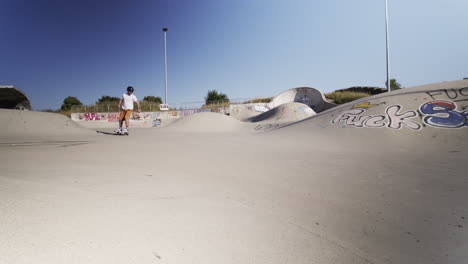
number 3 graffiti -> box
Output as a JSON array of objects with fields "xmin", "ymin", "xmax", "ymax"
[{"xmin": 420, "ymin": 100, "xmax": 468, "ymax": 128}]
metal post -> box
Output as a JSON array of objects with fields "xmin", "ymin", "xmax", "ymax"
[
  {"xmin": 385, "ymin": 0, "xmax": 391, "ymax": 92},
  {"xmin": 163, "ymin": 28, "xmax": 168, "ymax": 104}
]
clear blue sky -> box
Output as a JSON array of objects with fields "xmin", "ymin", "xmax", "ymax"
[{"xmin": 1, "ymin": 0, "xmax": 467, "ymax": 110}]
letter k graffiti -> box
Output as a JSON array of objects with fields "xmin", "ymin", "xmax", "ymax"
[{"xmin": 386, "ymin": 105, "xmax": 421, "ymax": 130}]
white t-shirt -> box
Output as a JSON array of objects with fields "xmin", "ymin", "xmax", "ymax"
[{"xmin": 121, "ymin": 93, "xmax": 138, "ymax": 110}]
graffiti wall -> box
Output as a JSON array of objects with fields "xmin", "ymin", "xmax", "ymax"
[
  {"xmin": 71, "ymin": 109, "xmax": 206, "ymax": 128},
  {"xmin": 331, "ymin": 87, "xmax": 468, "ymax": 130}
]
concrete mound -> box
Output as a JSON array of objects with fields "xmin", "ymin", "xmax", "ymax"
[
  {"xmin": 162, "ymin": 112, "xmax": 246, "ymax": 133},
  {"xmin": 0, "ymin": 109, "xmax": 92, "ymax": 141},
  {"xmin": 270, "ymin": 87, "xmax": 336, "ymax": 113},
  {"xmin": 230, "ymin": 106, "xmax": 263, "ymax": 121},
  {"xmin": 271, "ymin": 79, "xmax": 468, "ymax": 142},
  {"xmin": 1, "ymin": 80, "xmax": 467, "ymax": 264},
  {"xmin": 246, "ymin": 102, "xmax": 316, "ymax": 123}
]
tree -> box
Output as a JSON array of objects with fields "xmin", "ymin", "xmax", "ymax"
[
  {"xmin": 385, "ymin": 79, "xmax": 403, "ymax": 91},
  {"xmin": 96, "ymin": 95, "xmax": 120, "ymax": 104},
  {"xmin": 61, "ymin": 96, "xmax": 82, "ymax": 111},
  {"xmin": 204, "ymin": 90, "xmax": 229, "ymax": 105},
  {"xmin": 143, "ymin": 96, "xmax": 163, "ymax": 104}
]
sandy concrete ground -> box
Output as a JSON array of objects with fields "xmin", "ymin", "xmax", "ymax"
[{"xmin": 1, "ymin": 80, "xmax": 467, "ymax": 264}]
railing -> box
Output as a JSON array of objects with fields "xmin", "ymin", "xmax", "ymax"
[
  {"xmin": 70, "ymin": 97, "xmax": 273, "ymax": 115},
  {"xmin": 71, "ymin": 102, "xmax": 162, "ymax": 113},
  {"xmin": 71, "ymin": 98, "xmax": 266, "ymax": 112}
]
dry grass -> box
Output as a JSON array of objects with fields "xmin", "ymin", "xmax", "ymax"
[
  {"xmin": 201, "ymin": 102, "xmax": 230, "ymax": 109},
  {"xmin": 325, "ymin": 91, "xmax": 370, "ymax": 104},
  {"xmin": 244, "ymin": 97, "xmax": 273, "ymax": 104}
]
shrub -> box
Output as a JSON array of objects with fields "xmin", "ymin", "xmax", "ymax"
[
  {"xmin": 205, "ymin": 90, "xmax": 229, "ymax": 105},
  {"xmin": 61, "ymin": 96, "xmax": 83, "ymax": 111}
]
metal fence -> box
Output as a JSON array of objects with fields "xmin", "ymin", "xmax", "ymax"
[
  {"xmin": 71, "ymin": 102, "xmax": 162, "ymax": 113},
  {"xmin": 70, "ymin": 98, "xmax": 269, "ymax": 113}
]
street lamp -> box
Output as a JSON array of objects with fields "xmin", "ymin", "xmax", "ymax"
[
  {"xmin": 385, "ymin": 0, "xmax": 391, "ymax": 92},
  {"xmin": 163, "ymin": 27, "xmax": 168, "ymax": 104}
]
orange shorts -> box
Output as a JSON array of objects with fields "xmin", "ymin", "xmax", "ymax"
[{"xmin": 119, "ymin": 110, "xmax": 133, "ymax": 121}]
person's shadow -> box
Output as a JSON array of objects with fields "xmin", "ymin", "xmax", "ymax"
[{"xmin": 96, "ymin": 131, "xmax": 125, "ymax": 136}]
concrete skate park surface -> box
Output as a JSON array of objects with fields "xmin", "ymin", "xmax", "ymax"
[
  {"xmin": 1, "ymin": 80, "xmax": 467, "ymax": 264},
  {"xmin": 72, "ymin": 87, "xmax": 331, "ymax": 128}
]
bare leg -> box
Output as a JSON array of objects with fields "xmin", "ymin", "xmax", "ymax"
[{"xmin": 125, "ymin": 119, "xmax": 129, "ymax": 128}]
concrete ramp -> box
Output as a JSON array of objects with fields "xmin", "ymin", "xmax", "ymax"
[
  {"xmin": 253, "ymin": 80, "xmax": 467, "ymax": 263},
  {"xmin": 246, "ymin": 102, "xmax": 316, "ymax": 123},
  {"xmin": 270, "ymin": 87, "xmax": 336, "ymax": 113},
  {"xmin": 162, "ymin": 112, "xmax": 247, "ymax": 133},
  {"xmin": 0, "ymin": 80, "xmax": 466, "ymax": 264},
  {"xmin": 277, "ymin": 79, "xmax": 468, "ymax": 142},
  {"xmin": 0, "ymin": 109, "xmax": 93, "ymax": 141}
]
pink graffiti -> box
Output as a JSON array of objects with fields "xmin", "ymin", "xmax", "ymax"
[
  {"xmin": 84, "ymin": 112, "xmax": 101, "ymax": 121},
  {"xmin": 107, "ymin": 113, "xmax": 119, "ymax": 122}
]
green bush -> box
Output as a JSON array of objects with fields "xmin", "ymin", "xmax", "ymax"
[
  {"xmin": 205, "ymin": 90, "xmax": 229, "ymax": 105},
  {"xmin": 96, "ymin": 96, "xmax": 120, "ymax": 104},
  {"xmin": 143, "ymin": 96, "xmax": 163, "ymax": 104},
  {"xmin": 61, "ymin": 96, "xmax": 83, "ymax": 111}
]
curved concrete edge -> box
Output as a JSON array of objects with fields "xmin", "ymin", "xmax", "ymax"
[
  {"xmin": 246, "ymin": 102, "xmax": 316, "ymax": 123},
  {"xmin": 0, "ymin": 86, "xmax": 32, "ymax": 110},
  {"xmin": 269, "ymin": 87, "xmax": 336, "ymax": 113},
  {"xmin": 229, "ymin": 103, "xmax": 270, "ymax": 121},
  {"xmin": 263, "ymin": 79, "xmax": 468, "ymax": 140}
]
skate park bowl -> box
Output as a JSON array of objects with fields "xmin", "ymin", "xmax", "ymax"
[
  {"xmin": 0, "ymin": 80, "xmax": 467, "ymax": 264},
  {"xmin": 0, "ymin": 86, "xmax": 32, "ymax": 110},
  {"xmin": 245, "ymin": 102, "xmax": 316, "ymax": 123},
  {"xmin": 269, "ymin": 87, "xmax": 337, "ymax": 113}
]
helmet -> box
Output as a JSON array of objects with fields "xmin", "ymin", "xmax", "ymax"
[{"xmin": 127, "ymin": 86, "xmax": 134, "ymax": 92}]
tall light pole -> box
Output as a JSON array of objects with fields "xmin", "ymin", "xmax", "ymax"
[
  {"xmin": 163, "ymin": 27, "xmax": 168, "ymax": 104},
  {"xmin": 385, "ymin": 0, "xmax": 391, "ymax": 92}
]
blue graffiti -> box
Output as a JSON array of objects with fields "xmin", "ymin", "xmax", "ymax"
[{"xmin": 420, "ymin": 101, "xmax": 468, "ymax": 128}]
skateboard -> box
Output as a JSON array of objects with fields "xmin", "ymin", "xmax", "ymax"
[
  {"xmin": 115, "ymin": 131, "xmax": 129, "ymax": 136},
  {"xmin": 96, "ymin": 130, "xmax": 129, "ymax": 136},
  {"xmin": 114, "ymin": 129, "xmax": 129, "ymax": 136}
]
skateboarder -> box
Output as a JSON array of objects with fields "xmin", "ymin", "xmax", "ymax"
[{"xmin": 115, "ymin": 86, "xmax": 141, "ymax": 134}]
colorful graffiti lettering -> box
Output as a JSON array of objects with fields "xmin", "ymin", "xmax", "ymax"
[
  {"xmin": 332, "ymin": 105, "xmax": 421, "ymax": 130},
  {"xmin": 420, "ymin": 100, "xmax": 468, "ymax": 128},
  {"xmin": 84, "ymin": 112, "xmax": 101, "ymax": 121},
  {"xmin": 107, "ymin": 113, "xmax": 119, "ymax": 122},
  {"xmin": 152, "ymin": 119, "xmax": 162, "ymax": 127},
  {"xmin": 332, "ymin": 99, "xmax": 468, "ymax": 130},
  {"xmin": 183, "ymin": 110, "xmax": 199, "ymax": 117}
]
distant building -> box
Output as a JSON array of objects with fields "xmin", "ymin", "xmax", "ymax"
[
  {"xmin": 336, "ymin": 86, "xmax": 386, "ymax": 95},
  {"xmin": 0, "ymin": 86, "xmax": 32, "ymax": 110}
]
